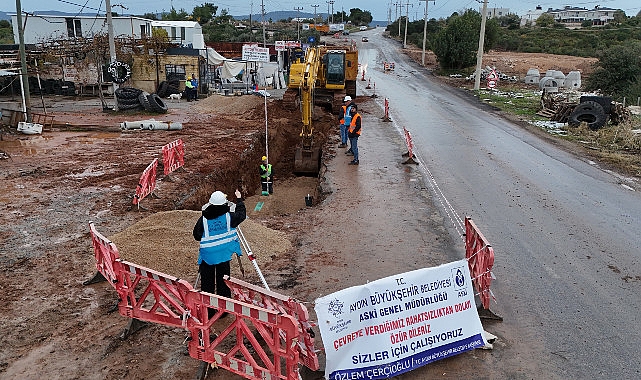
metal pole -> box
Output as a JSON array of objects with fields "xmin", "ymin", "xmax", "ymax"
[
  {"xmin": 474, "ymin": 0, "xmax": 488, "ymax": 91},
  {"xmin": 106, "ymin": 0, "xmax": 119, "ymax": 110},
  {"xmin": 15, "ymin": 0, "xmax": 31, "ymax": 122},
  {"xmin": 311, "ymin": 4, "xmax": 319, "ymax": 23},
  {"xmin": 236, "ymin": 227, "xmax": 270, "ymax": 290},
  {"xmin": 295, "ymin": 7, "xmax": 303, "ymax": 41},
  {"xmin": 261, "ymin": 0, "xmax": 266, "ymax": 47},
  {"xmin": 419, "ymin": 0, "xmax": 431, "ymax": 66},
  {"xmin": 403, "ymin": 2, "xmax": 411, "ymax": 49}
]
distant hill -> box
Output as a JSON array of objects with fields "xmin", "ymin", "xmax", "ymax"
[{"xmin": 235, "ymin": 11, "xmax": 318, "ymax": 22}]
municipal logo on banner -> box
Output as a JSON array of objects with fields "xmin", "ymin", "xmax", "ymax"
[{"xmin": 315, "ymin": 259, "xmax": 487, "ymax": 380}]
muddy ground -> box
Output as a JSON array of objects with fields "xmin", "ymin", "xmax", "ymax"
[{"xmin": 0, "ymin": 50, "xmax": 605, "ymax": 380}]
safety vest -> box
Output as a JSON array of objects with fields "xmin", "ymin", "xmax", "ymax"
[
  {"xmin": 185, "ymin": 80, "xmax": 194, "ymax": 89},
  {"xmin": 341, "ymin": 104, "xmax": 353, "ymax": 125},
  {"xmin": 260, "ymin": 163, "xmax": 272, "ymax": 178},
  {"xmin": 198, "ymin": 214, "xmax": 240, "ymax": 265},
  {"xmin": 348, "ymin": 113, "xmax": 362, "ymax": 135}
]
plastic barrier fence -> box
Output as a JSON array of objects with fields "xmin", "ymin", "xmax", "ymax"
[
  {"xmin": 382, "ymin": 98, "xmax": 391, "ymax": 122},
  {"xmin": 402, "ymin": 127, "xmax": 418, "ymax": 165},
  {"xmin": 465, "ymin": 217, "xmax": 495, "ymax": 310},
  {"xmin": 225, "ymin": 276, "xmax": 320, "ymax": 371},
  {"xmin": 88, "ymin": 222, "xmax": 309, "ymax": 380},
  {"xmin": 161, "ymin": 139, "xmax": 185, "ymax": 175},
  {"xmin": 133, "ymin": 158, "xmax": 158, "ymax": 205}
]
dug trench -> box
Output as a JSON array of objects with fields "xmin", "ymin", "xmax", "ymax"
[{"xmin": 0, "ymin": 92, "xmax": 361, "ymax": 379}]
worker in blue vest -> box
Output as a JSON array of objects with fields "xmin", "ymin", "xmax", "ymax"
[
  {"xmin": 193, "ymin": 189, "xmax": 246, "ymax": 317},
  {"xmin": 259, "ymin": 156, "xmax": 273, "ymax": 195}
]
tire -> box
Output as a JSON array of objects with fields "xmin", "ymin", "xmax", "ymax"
[
  {"xmin": 580, "ymin": 95, "xmax": 612, "ymax": 115},
  {"xmin": 139, "ymin": 92, "xmax": 152, "ymax": 111},
  {"xmin": 117, "ymin": 101, "xmax": 143, "ymax": 110},
  {"xmin": 568, "ymin": 101, "xmax": 607, "ymax": 130},
  {"xmin": 156, "ymin": 81, "xmax": 169, "ymax": 97},
  {"xmin": 147, "ymin": 93, "xmax": 168, "ymax": 113},
  {"xmin": 107, "ymin": 61, "xmax": 131, "ymax": 84},
  {"xmin": 115, "ymin": 87, "xmax": 142, "ymax": 100},
  {"xmin": 166, "ymin": 85, "xmax": 180, "ymax": 95}
]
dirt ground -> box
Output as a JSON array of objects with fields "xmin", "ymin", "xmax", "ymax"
[{"xmin": 0, "ymin": 49, "xmax": 603, "ymax": 380}]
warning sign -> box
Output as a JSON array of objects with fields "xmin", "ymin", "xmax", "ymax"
[{"xmin": 242, "ymin": 44, "xmax": 270, "ymax": 62}]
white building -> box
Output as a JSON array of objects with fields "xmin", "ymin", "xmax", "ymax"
[
  {"xmin": 520, "ymin": 5, "xmax": 545, "ymax": 26},
  {"xmin": 481, "ymin": 7, "xmax": 510, "ymax": 19},
  {"xmin": 150, "ymin": 20, "xmax": 204, "ymax": 49},
  {"xmin": 11, "ymin": 14, "xmax": 152, "ymax": 44}
]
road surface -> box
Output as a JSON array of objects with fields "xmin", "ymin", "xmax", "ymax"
[{"xmin": 356, "ymin": 27, "xmax": 641, "ymax": 378}]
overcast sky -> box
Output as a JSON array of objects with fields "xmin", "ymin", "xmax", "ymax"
[{"xmin": 5, "ymin": 0, "xmax": 641, "ymax": 21}]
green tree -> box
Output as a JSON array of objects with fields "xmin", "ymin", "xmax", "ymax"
[
  {"xmin": 584, "ymin": 40, "xmax": 641, "ymax": 101},
  {"xmin": 496, "ymin": 14, "xmax": 520, "ymax": 29},
  {"xmin": 192, "ymin": 3, "xmax": 218, "ymax": 25},
  {"xmin": 162, "ymin": 7, "xmax": 190, "ymax": 21},
  {"xmin": 536, "ymin": 13, "xmax": 555, "ymax": 27},
  {"xmin": 432, "ymin": 10, "xmax": 498, "ymax": 70},
  {"xmin": 348, "ymin": 8, "xmax": 372, "ymax": 26},
  {"xmin": 142, "ymin": 12, "xmax": 158, "ymax": 20},
  {"xmin": 0, "ymin": 20, "xmax": 13, "ymax": 44},
  {"xmin": 612, "ymin": 10, "xmax": 627, "ymax": 25}
]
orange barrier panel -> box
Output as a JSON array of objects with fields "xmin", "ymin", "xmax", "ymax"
[
  {"xmin": 133, "ymin": 158, "xmax": 158, "ymax": 206},
  {"xmin": 89, "ymin": 222, "xmax": 122, "ymax": 287},
  {"xmin": 465, "ymin": 217, "xmax": 495, "ymax": 310},
  {"xmin": 186, "ymin": 291, "xmax": 301, "ymax": 380},
  {"xmin": 225, "ymin": 276, "xmax": 320, "ymax": 371},
  {"xmin": 402, "ymin": 127, "xmax": 418, "ymax": 165},
  {"xmin": 382, "ymin": 98, "xmax": 392, "ymax": 122},
  {"xmin": 161, "ymin": 139, "xmax": 185, "ymax": 176}
]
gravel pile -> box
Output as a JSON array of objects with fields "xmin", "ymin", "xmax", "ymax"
[{"xmin": 109, "ymin": 210, "xmax": 292, "ymax": 284}]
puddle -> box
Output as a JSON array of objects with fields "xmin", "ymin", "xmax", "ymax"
[{"xmin": 0, "ymin": 131, "xmax": 120, "ymax": 156}]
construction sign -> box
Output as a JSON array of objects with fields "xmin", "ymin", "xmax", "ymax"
[
  {"xmin": 242, "ymin": 44, "xmax": 270, "ymax": 62},
  {"xmin": 314, "ymin": 260, "xmax": 487, "ymax": 380}
]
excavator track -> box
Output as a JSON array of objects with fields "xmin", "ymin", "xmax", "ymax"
[{"xmin": 282, "ymin": 88, "xmax": 300, "ymax": 111}]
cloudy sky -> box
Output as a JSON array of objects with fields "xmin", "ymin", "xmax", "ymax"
[{"xmin": 5, "ymin": 0, "xmax": 641, "ymax": 21}]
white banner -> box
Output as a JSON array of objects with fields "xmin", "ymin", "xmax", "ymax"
[
  {"xmin": 242, "ymin": 44, "xmax": 270, "ymax": 62},
  {"xmin": 315, "ymin": 260, "xmax": 486, "ymax": 380}
]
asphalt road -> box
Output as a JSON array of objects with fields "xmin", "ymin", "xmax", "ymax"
[{"xmin": 356, "ymin": 27, "xmax": 641, "ymax": 378}]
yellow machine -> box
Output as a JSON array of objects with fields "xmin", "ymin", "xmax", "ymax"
[{"xmin": 285, "ymin": 44, "xmax": 358, "ymax": 175}]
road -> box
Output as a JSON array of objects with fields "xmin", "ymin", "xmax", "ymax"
[{"xmin": 356, "ymin": 28, "xmax": 641, "ymax": 378}]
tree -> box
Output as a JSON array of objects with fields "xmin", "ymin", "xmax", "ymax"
[
  {"xmin": 497, "ymin": 14, "xmax": 520, "ymax": 30},
  {"xmin": 192, "ymin": 3, "xmax": 218, "ymax": 25},
  {"xmin": 142, "ymin": 12, "xmax": 158, "ymax": 20},
  {"xmin": 612, "ymin": 10, "xmax": 627, "ymax": 25},
  {"xmin": 536, "ymin": 13, "xmax": 555, "ymax": 27},
  {"xmin": 584, "ymin": 40, "xmax": 641, "ymax": 101},
  {"xmin": 432, "ymin": 10, "xmax": 498, "ymax": 70},
  {"xmin": 348, "ymin": 8, "xmax": 372, "ymax": 26},
  {"xmin": 162, "ymin": 7, "xmax": 190, "ymax": 21}
]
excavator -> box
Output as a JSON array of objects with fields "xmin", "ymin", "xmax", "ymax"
[{"xmin": 284, "ymin": 43, "xmax": 358, "ymax": 175}]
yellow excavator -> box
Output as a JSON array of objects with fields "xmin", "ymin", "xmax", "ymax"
[{"xmin": 285, "ymin": 44, "xmax": 358, "ymax": 175}]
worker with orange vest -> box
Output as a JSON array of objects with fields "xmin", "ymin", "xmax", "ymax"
[
  {"xmin": 347, "ymin": 104, "xmax": 362, "ymax": 165},
  {"xmin": 338, "ymin": 96, "xmax": 355, "ymax": 149}
]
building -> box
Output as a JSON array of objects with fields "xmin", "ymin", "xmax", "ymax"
[
  {"xmin": 10, "ymin": 14, "xmax": 152, "ymax": 45},
  {"xmin": 520, "ymin": 5, "xmax": 545, "ymax": 26},
  {"xmin": 480, "ymin": 7, "xmax": 510, "ymax": 19},
  {"xmin": 519, "ymin": 5, "xmax": 619, "ymax": 28}
]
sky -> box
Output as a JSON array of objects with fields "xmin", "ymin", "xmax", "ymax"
[{"xmin": 4, "ymin": 0, "xmax": 641, "ymax": 21}]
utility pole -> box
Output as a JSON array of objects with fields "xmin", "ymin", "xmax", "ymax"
[
  {"xmin": 419, "ymin": 0, "xmax": 432, "ymax": 66},
  {"xmin": 474, "ymin": 0, "xmax": 488, "ymax": 91},
  {"xmin": 311, "ymin": 4, "xmax": 319, "ymax": 23},
  {"xmin": 329, "ymin": 0, "xmax": 334, "ymax": 24},
  {"xmin": 326, "ymin": 1, "xmax": 330, "ymax": 23},
  {"xmin": 261, "ymin": 0, "xmax": 266, "ymax": 47},
  {"xmin": 294, "ymin": 7, "xmax": 303, "ymax": 41},
  {"xmin": 395, "ymin": 3, "xmax": 401, "ymax": 38},
  {"xmin": 403, "ymin": 2, "xmax": 412, "ymax": 48},
  {"xmin": 15, "ymin": 0, "xmax": 31, "ymax": 122},
  {"xmin": 249, "ymin": 2, "xmax": 253, "ymax": 42},
  {"xmin": 106, "ymin": 0, "xmax": 118, "ymax": 110}
]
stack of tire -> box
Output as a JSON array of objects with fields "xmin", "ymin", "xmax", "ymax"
[
  {"xmin": 155, "ymin": 79, "xmax": 182, "ymax": 98},
  {"xmin": 115, "ymin": 87, "xmax": 168, "ymax": 114},
  {"xmin": 568, "ymin": 96, "xmax": 611, "ymax": 130}
]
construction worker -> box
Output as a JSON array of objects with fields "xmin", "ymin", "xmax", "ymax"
[
  {"xmin": 185, "ymin": 75, "xmax": 194, "ymax": 101},
  {"xmin": 259, "ymin": 156, "xmax": 273, "ymax": 195},
  {"xmin": 339, "ymin": 95, "xmax": 354, "ymax": 149},
  {"xmin": 347, "ymin": 104, "xmax": 362, "ymax": 165},
  {"xmin": 193, "ymin": 189, "xmax": 246, "ymax": 318},
  {"xmin": 190, "ymin": 74, "xmax": 199, "ymax": 101}
]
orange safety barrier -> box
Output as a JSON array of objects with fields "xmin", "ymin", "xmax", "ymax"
[
  {"xmin": 382, "ymin": 98, "xmax": 392, "ymax": 122},
  {"xmin": 465, "ymin": 217, "xmax": 495, "ymax": 310},
  {"xmin": 133, "ymin": 158, "xmax": 158, "ymax": 206},
  {"xmin": 402, "ymin": 126, "xmax": 418, "ymax": 165},
  {"xmin": 88, "ymin": 222, "xmax": 308, "ymax": 380},
  {"xmin": 161, "ymin": 139, "xmax": 185, "ymax": 176},
  {"xmin": 225, "ymin": 276, "xmax": 320, "ymax": 371},
  {"xmin": 186, "ymin": 291, "xmax": 301, "ymax": 380}
]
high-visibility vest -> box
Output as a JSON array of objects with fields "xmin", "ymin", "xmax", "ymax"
[
  {"xmin": 198, "ymin": 214, "xmax": 240, "ymax": 265},
  {"xmin": 348, "ymin": 113, "xmax": 362, "ymax": 135},
  {"xmin": 341, "ymin": 104, "xmax": 353, "ymax": 125},
  {"xmin": 260, "ymin": 163, "xmax": 272, "ymax": 179}
]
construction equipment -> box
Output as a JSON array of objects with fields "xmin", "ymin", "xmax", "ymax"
[{"xmin": 285, "ymin": 44, "xmax": 358, "ymax": 175}]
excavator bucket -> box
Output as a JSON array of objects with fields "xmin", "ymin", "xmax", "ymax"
[{"xmin": 294, "ymin": 147, "xmax": 321, "ymax": 175}]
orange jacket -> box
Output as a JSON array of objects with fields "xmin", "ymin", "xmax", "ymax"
[{"xmin": 348, "ymin": 113, "xmax": 362, "ymax": 136}]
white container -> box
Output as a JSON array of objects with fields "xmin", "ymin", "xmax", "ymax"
[{"xmin": 17, "ymin": 122, "xmax": 43, "ymax": 135}]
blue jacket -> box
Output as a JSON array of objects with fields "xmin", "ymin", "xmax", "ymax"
[{"xmin": 193, "ymin": 199, "xmax": 246, "ymax": 265}]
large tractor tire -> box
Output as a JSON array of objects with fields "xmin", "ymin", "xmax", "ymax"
[{"xmin": 568, "ymin": 101, "xmax": 607, "ymax": 130}]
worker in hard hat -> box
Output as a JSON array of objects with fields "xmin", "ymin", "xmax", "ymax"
[
  {"xmin": 347, "ymin": 104, "xmax": 362, "ymax": 165},
  {"xmin": 185, "ymin": 75, "xmax": 195, "ymax": 101},
  {"xmin": 259, "ymin": 156, "xmax": 273, "ymax": 195},
  {"xmin": 193, "ymin": 189, "xmax": 246, "ymax": 317},
  {"xmin": 339, "ymin": 95, "xmax": 355, "ymax": 151}
]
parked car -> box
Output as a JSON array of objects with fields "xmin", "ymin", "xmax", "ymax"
[
  {"xmin": 359, "ymin": 26, "xmax": 367, "ymax": 31},
  {"xmin": 362, "ymin": 37, "xmax": 368, "ymax": 42}
]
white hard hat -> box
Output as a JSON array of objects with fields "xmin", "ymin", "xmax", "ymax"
[
  {"xmin": 343, "ymin": 96, "xmax": 352, "ymax": 102},
  {"xmin": 208, "ymin": 191, "xmax": 227, "ymax": 205}
]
